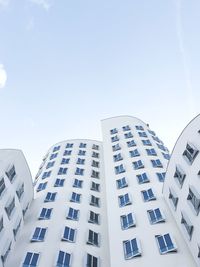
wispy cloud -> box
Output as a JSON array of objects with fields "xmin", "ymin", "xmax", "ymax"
[
  {"xmin": 29, "ymin": 0, "xmax": 53, "ymax": 11},
  {"xmin": 176, "ymin": 0, "xmax": 196, "ymax": 116},
  {"xmin": 26, "ymin": 17, "xmax": 35, "ymax": 31},
  {"xmin": 0, "ymin": 64, "xmax": 7, "ymax": 89},
  {"xmin": 0, "ymin": 0, "xmax": 10, "ymax": 8}
]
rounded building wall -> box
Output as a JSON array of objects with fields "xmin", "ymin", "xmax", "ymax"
[
  {"xmin": 7, "ymin": 140, "xmax": 110, "ymax": 267},
  {"xmin": 163, "ymin": 114, "xmax": 200, "ymax": 267}
]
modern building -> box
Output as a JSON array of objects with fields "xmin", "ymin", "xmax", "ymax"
[
  {"xmin": 0, "ymin": 115, "xmax": 199, "ymax": 267},
  {"xmin": 163, "ymin": 114, "xmax": 200, "ymax": 267},
  {"xmin": 0, "ymin": 149, "xmax": 33, "ymax": 267}
]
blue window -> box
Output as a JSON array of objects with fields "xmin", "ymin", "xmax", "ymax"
[
  {"xmin": 129, "ymin": 149, "xmax": 140, "ymax": 158},
  {"xmin": 66, "ymin": 143, "xmax": 73, "ymax": 148},
  {"xmin": 75, "ymin": 168, "xmax": 84, "ymax": 176},
  {"xmin": 46, "ymin": 161, "xmax": 55, "ymax": 169},
  {"xmin": 162, "ymin": 153, "xmax": 170, "ymax": 160},
  {"xmin": 37, "ymin": 182, "xmax": 47, "ymax": 192},
  {"xmin": 116, "ymin": 177, "xmax": 128, "ymax": 189},
  {"xmin": 90, "ymin": 195, "xmax": 100, "ymax": 207},
  {"xmin": 113, "ymin": 153, "xmax": 123, "ymax": 162},
  {"xmin": 5, "ymin": 197, "xmax": 15, "ymax": 219},
  {"xmin": 133, "ymin": 160, "xmax": 144, "ymax": 170},
  {"xmin": 121, "ymin": 213, "xmax": 135, "ymax": 230},
  {"xmin": 67, "ymin": 207, "xmax": 79, "ymax": 220},
  {"xmin": 174, "ymin": 166, "xmax": 185, "ymax": 187},
  {"xmin": 110, "ymin": 128, "xmax": 118, "ymax": 134},
  {"xmin": 123, "ymin": 238, "xmax": 141, "ymax": 259},
  {"xmin": 183, "ymin": 143, "xmax": 199, "ymax": 164},
  {"xmin": 91, "ymin": 170, "xmax": 99, "ymax": 179},
  {"xmin": 119, "ymin": 193, "xmax": 131, "ymax": 207},
  {"xmin": 146, "ymin": 148, "xmax": 157, "ymax": 156},
  {"xmin": 88, "ymin": 211, "xmax": 100, "ymax": 224},
  {"xmin": 156, "ymin": 172, "xmax": 166, "ymax": 182},
  {"xmin": 135, "ymin": 125, "xmax": 144, "ymax": 131},
  {"xmin": 54, "ymin": 178, "xmax": 65, "ymax": 187},
  {"xmin": 73, "ymin": 179, "xmax": 83, "ymax": 188},
  {"xmin": 152, "ymin": 136, "xmax": 162, "ymax": 143},
  {"xmin": 157, "ymin": 143, "xmax": 167, "ymax": 151},
  {"xmin": 148, "ymin": 129, "xmax": 156, "ymax": 135},
  {"xmin": 115, "ymin": 164, "xmax": 125, "ymax": 174},
  {"xmin": 5, "ymin": 164, "xmax": 16, "ymax": 183},
  {"xmin": 92, "ymin": 160, "xmax": 99, "ymax": 168},
  {"xmin": 78, "ymin": 150, "xmax": 86, "ymax": 156},
  {"xmin": 155, "ymin": 234, "xmax": 177, "ymax": 254},
  {"xmin": 124, "ymin": 132, "xmax": 133, "ymax": 139},
  {"xmin": 147, "ymin": 208, "xmax": 165, "ymax": 224},
  {"xmin": 63, "ymin": 150, "xmax": 72, "ymax": 156},
  {"xmin": 112, "ymin": 144, "xmax": 121, "ymax": 151},
  {"xmin": 79, "ymin": 142, "xmax": 87, "ymax": 148},
  {"xmin": 151, "ymin": 159, "xmax": 163, "ymax": 168},
  {"xmin": 53, "ymin": 145, "xmax": 60, "ymax": 152},
  {"xmin": 39, "ymin": 208, "xmax": 52, "ymax": 220},
  {"xmin": 31, "ymin": 227, "xmax": 47, "ymax": 242},
  {"xmin": 92, "ymin": 152, "xmax": 99, "ymax": 158},
  {"xmin": 61, "ymin": 158, "xmax": 70, "ymax": 165},
  {"xmin": 87, "ymin": 230, "xmax": 99, "ymax": 246},
  {"xmin": 187, "ymin": 186, "xmax": 200, "ymax": 214},
  {"xmin": 181, "ymin": 212, "xmax": 193, "ymax": 239},
  {"xmin": 122, "ymin": 125, "xmax": 131, "ymax": 131},
  {"xmin": 127, "ymin": 140, "xmax": 136, "ymax": 147},
  {"xmin": 44, "ymin": 192, "xmax": 57, "ymax": 202},
  {"xmin": 169, "ymin": 187, "xmax": 179, "ymax": 209},
  {"xmin": 77, "ymin": 158, "xmax": 85, "ymax": 165},
  {"xmin": 56, "ymin": 251, "xmax": 71, "ymax": 267},
  {"xmin": 58, "ymin": 168, "xmax": 67, "ymax": 175},
  {"xmin": 142, "ymin": 140, "xmax": 152, "ymax": 146},
  {"xmin": 50, "ymin": 153, "xmax": 58, "ymax": 160},
  {"xmin": 138, "ymin": 131, "xmax": 147, "ymax": 138},
  {"xmin": 137, "ymin": 173, "xmax": 149, "ymax": 184},
  {"xmin": 42, "ymin": 171, "xmax": 51, "ymax": 179},
  {"xmin": 62, "ymin": 226, "xmax": 76, "ymax": 242},
  {"xmin": 92, "ymin": 144, "xmax": 99, "ymax": 150},
  {"xmin": 22, "ymin": 252, "xmax": 40, "ymax": 267},
  {"xmin": 91, "ymin": 182, "xmax": 100, "ymax": 192},
  {"xmin": 111, "ymin": 135, "xmax": 119, "ymax": 143},
  {"xmin": 70, "ymin": 192, "xmax": 81, "ymax": 203},
  {"xmin": 86, "ymin": 253, "xmax": 99, "ymax": 267},
  {"xmin": 141, "ymin": 188, "xmax": 156, "ymax": 201}
]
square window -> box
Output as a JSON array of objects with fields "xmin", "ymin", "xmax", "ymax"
[
  {"xmin": 67, "ymin": 207, "xmax": 79, "ymax": 221},
  {"xmin": 39, "ymin": 208, "xmax": 52, "ymax": 220},
  {"xmin": 56, "ymin": 251, "xmax": 71, "ymax": 267},
  {"xmin": 156, "ymin": 172, "xmax": 166, "ymax": 182},
  {"xmin": 151, "ymin": 159, "xmax": 163, "ymax": 168},
  {"xmin": 181, "ymin": 211, "xmax": 193, "ymax": 239},
  {"xmin": 54, "ymin": 178, "xmax": 65, "ymax": 187},
  {"xmin": 121, "ymin": 213, "xmax": 135, "ymax": 230},
  {"xmin": 115, "ymin": 164, "xmax": 126, "ymax": 174},
  {"xmin": 37, "ymin": 182, "xmax": 47, "ymax": 192},
  {"xmin": 169, "ymin": 188, "xmax": 178, "ymax": 210},
  {"xmin": 187, "ymin": 186, "xmax": 200, "ymax": 215},
  {"xmin": 31, "ymin": 227, "xmax": 47, "ymax": 242},
  {"xmin": 87, "ymin": 230, "xmax": 99, "ymax": 246},
  {"xmin": 174, "ymin": 165, "xmax": 186, "ymax": 188},
  {"xmin": 147, "ymin": 208, "xmax": 165, "ymax": 224},
  {"xmin": 141, "ymin": 188, "xmax": 156, "ymax": 201},
  {"xmin": 62, "ymin": 226, "xmax": 76, "ymax": 242},
  {"xmin": 155, "ymin": 234, "xmax": 177, "ymax": 254},
  {"xmin": 44, "ymin": 192, "xmax": 57, "ymax": 202},
  {"xmin": 118, "ymin": 193, "xmax": 131, "ymax": 207},
  {"xmin": 183, "ymin": 143, "xmax": 199, "ymax": 164},
  {"xmin": 127, "ymin": 140, "xmax": 136, "ymax": 147},
  {"xmin": 5, "ymin": 164, "xmax": 16, "ymax": 183},
  {"xmin": 86, "ymin": 253, "xmax": 99, "ymax": 267},
  {"xmin": 0, "ymin": 177, "xmax": 6, "ymax": 197},
  {"xmin": 70, "ymin": 192, "xmax": 81, "ymax": 203},
  {"xmin": 116, "ymin": 177, "xmax": 128, "ymax": 189},
  {"xmin": 22, "ymin": 252, "xmax": 40, "ymax": 267},
  {"xmin": 133, "ymin": 160, "xmax": 144, "ymax": 170},
  {"xmin": 123, "ymin": 238, "xmax": 141, "ymax": 259},
  {"xmin": 129, "ymin": 149, "xmax": 140, "ymax": 158}
]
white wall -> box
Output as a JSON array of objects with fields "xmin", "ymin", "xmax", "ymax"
[
  {"xmin": 163, "ymin": 114, "xmax": 200, "ymax": 267},
  {"xmin": 101, "ymin": 116, "xmax": 196, "ymax": 267}
]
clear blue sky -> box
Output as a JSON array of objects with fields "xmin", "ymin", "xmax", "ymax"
[{"xmin": 0, "ymin": 0, "xmax": 200, "ymax": 177}]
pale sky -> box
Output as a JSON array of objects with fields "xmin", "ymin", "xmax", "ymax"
[{"xmin": 0, "ymin": 0, "xmax": 200, "ymax": 177}]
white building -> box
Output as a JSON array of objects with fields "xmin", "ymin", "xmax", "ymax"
[
  {"xmin": 163, "ymin": 114, "xmax": 200, "ymax": 267},
  {"xmin": 0, "ymin": 149, "xmax": 33, "ymax": 267},
  {"xmin": 0, "ymin": 115, "xmax": 199, "ymax": 267}
]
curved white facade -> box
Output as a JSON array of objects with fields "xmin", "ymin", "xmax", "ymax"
[
  {"xmin": 0, "ymin": 149, "xmax": 33, "ymax": 267},
  {"xmin": 163, "ymin": 114, "xmax": 200, "ymax": 267},
  {"xmin": 7, "ymin": 140, "xmax": 110, "ymax": 267},
  {"xmin": 102, "ymin": 116, "xmax": 195, "ymax": 267},
  {"xmin": 2, "ymin": 115, "xmax": 200, "ymax": 267}
]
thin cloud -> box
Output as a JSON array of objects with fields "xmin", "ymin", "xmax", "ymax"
[
  {"xmin": 0, "ymin": 64, "xmax": 7, "ymax": 89},
  {"xmin": 176, "ymin": 0, "xmax": 196, "ymax": 116},
  {"xmin": 26, "ymin": 17, "xmax": 35, "ymax": 31},
  {"xmin": 29, "ymin": 0, "xmax": 53, "ymax": 11},
  {"xmin": 0, "ymin": 0, "xmax": 10, "ymax": 7}
]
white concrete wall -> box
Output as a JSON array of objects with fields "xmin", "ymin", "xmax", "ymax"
[
  {"xmin": 163, "ymin": 114, "xmax": 200, "ymax": 267},
  {"xmin": 7, "ymin": 140, "xmax": 110, "ymax": 267},
  {"xmin": 101, "ymin": 116, "xmax": 196, "ymax": 267},
  {"xmin": 0, "ymin": 149, "xmax": 33, "ymax": 267}
]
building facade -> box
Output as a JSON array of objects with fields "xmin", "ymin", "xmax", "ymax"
[
  {"xmin": 0, "ymin": 115, "xmax": 199, "ymax": 267},
  {"xmin": 163, "ymin": 114, "xmax": 200, "ymax": 267},
  {"xmin": 0, "ymin": 149, "xmax": 33, "ymax": 267}
]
